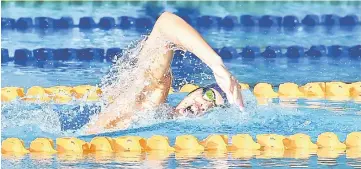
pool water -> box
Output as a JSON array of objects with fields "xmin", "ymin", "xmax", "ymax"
[
  {"xmin": 2, "ymin": 1, "xmax": 361, "ymax": 169},
  {"xmin": 2, "ymin": 91, "xmax": 361, "ymax": 168}
]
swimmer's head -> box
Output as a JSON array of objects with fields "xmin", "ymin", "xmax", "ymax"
[{"xmin": 174, "ymin": 84, "xmax": 227, "ymax": 117}]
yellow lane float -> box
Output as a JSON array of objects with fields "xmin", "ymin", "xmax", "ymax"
[
  {"xmin": 89, "ymin": 137, "xmax": 115, "ymax": 152},
  {"xmin": 1, "ymin": 87, "xmax": 25, "ymax": 102},
  {"xmin": 299, "ymin": 82, "xmax": 325, "ymax": 98},
  {"xmin": 325, "ymin": 82, "xmax": 350, "ymax": 100},
  {"xmin": 146, "ymin": 135, "xmax": 175, "ymax": 151},
  {"xmin": 350, "ymin": 82, "xmax": 361, "ymax": 100},
  {"xmin": 257, "ymin": 149, "xmax": 285, "ymax": 159},
  {"xmin": 1, "ymin": 138, "xmax": 29, "ymax": 154},
  {"xmin": 228, "ymin": 134, "xmax": 260, "ymax": 151},
  {"xmin": 29, "ymin": 138, "xmax": 57, "ymax": 153},
  {"xmin": 284, "ymin": 149, "xmax": 314, "ymax": 159},
  {"xmin": 174, "ymin": 135, "xmax": 204, "ymax": 159},
  {"xmin": 253, "ymin": 83, "xmax": 278, "ymax": 98},
  {"xmin": 23, "ymin": 86, "xmax": 51, "ymax": 102},
  {"xmin": 174, "ymin": 135, "xmax": 204, "ymax": 151},
  {"xmin": 147, "ymin": 151, "xmax": 173, "ymax": 161},
  {"xmin": 256, "ymin": 134, "xmax": 285, "ymax": 150},
  {"xmin": 179, "ymin": 84, "xmax": 199, "ymax": 93},
  {"xmin": 200, "ymin": 134, "xmax": 228, "ymax": 151},
  {"xmin": 56, "ymin": 137, "xmax": 89, "ymax": 153},
  {"xmin": 346, "ymin": 148, "xmax": 361, "ymax": 159},
  {"xmin": 175, "ymin": 150, "xmax": 203, "ymax": 159},
  {"xmin": 239, "ymin": 83, "xmax": 250, "ymax": 90},
  {"xmin": 1, "ymin": 132, "xmax": 360, "ymax": 159},
  {"xmin": 283, "ymin": 133, "xmax": 318, "ymax": 150},
  {"xmin": 3, "ymin": 81, "xmax": 361, "ymax": 103},
  {"xmin": 278, "ymin": 82, "xmax": 304, "ymax": 98},
  {"xmin": 45, "ymin": 86, "xmax": 73, "ymax": 103},
  {"xmin": 113, "ymin": 136, "xmax": 147, "ymax": 152},
  {"xmin": 204, "ymin": 150, "xmax": 228, "ymax": 159},
  {"xmin": 71, "ymin": 85, "xmax": 102, "ymax": 101},
  {"xmin": 345, "ymin": 132, "xmax": 361, "ymax": 148},
  {"xmin": 317, "ymin": 148, "xmax": 345, "ymax": 158},
  {"xmin": 168, "ymin": 87, "xmax": 175, "ymax": 94},
  {"xmin": 316, "ymin": 132, "xmax": 346, "ymax": 149},
  {"xmin": 114, "ymin": 152, "xmax": 146, "ymax": 162},
  {"xmin": 231, "ymin": 149, "xmax": 261, "ymax": 159}
]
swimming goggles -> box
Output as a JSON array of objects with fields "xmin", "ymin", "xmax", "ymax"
[
  {"xmin": 201, "ymin": 87, "xmax": 217, "ymax": 105},
  {"xmin": 187, "ymin": 87, "xmax": 217, "ymax": 105}
]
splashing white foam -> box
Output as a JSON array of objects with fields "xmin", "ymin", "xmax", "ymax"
[
  {"xmin": 1, "ymin": 101, "xmax": 62, "ymax": 140},
  {"xmin": 81, "ymin": 34, "xmax": 187, "ymax": 133}
]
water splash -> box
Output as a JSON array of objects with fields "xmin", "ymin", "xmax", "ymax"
[
  {"xmin": 81, "ymin": 34, "xmax": 187, "ymax": 134},
  {"xmin": 1, "ymin": 101, "xmax": 62, "ymax": 142}
]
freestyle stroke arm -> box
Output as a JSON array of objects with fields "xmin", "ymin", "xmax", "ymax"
[
  {"xmin": 85, "ymin": 12, "xmax": 245, "ymax": 135},
  {"xmin": 146, "ymin": 12, "xmax": 244, "ymax": 108}
]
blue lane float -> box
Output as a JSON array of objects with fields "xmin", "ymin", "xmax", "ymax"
[
  {"xmin": 305, "ymin": 45, "xmax": 327, "ymax": 58},
  {"xmin": 340, "ymin": 14, "xmax": 359, "ymax": 27},
  {"xmin": 197, "ymin": 15, "xmax": 221, "ymax": 28},
  {"xmin": 282, "ymin": 15, "xmax": 300, "ymax": 28},
  {"xmin": 99, "ymin": 17, "xmax": 116, "ymax": 30},
  {"xmin": 261, "ymin": 46, "xmax": 282, "ymax": 58},
  {"xmin": 34, "ymin": 17, "xmax": 54, "ymax": 29},
  {"xmin": 240, "ymin": 15, "xmax": 258, "ymax": 27},
  {"xmin": 328, "ymin": 45, "xmax": 346, "ymax": 57},
  {"xmin": 55, "ymin": 17, "xmax": 74, "ymax": 29},
  {"xmin": 219, "ymin": 47, "xmax": 239, "ymax": 59},
  {"xmin": 77, "ymin": 48, "xmax": 105, "ymax": 61},
  {"xmin": 286, "ymin": 46, "xmax": 305, "ymax": 58},
  {"xmin": 302, "ymin": 14, "xmax": 320, "ymax": 27},
  {"xmin": 2, "ymin": 45, "xmax": 361, "ymax": 64},
  {"xmin": 1, "ymin": 18, "xmax": 15, "ymax": 29},
  {"xmin": 220, "ymin": 15, "xmax": 238, "ymax": 29},
  {"xmin": 241, "ymin": 46, "xmax": 260, "ymax": 59},
  {"xmin": 259, "ymin": 15, "xmax": 282, "ymax": 28},
  {"xmin": 322, "ymin": 14, "xmax": 340, "ymax": 26},
  {"xmin": 349, "ymin": 45, "xmax": 361, "ymax": 58},
  {"xmin": 33, "ymin": 48, "xmax": 54, "ymax": 61},
  {"xmin": 1, "ymin": 48, "xmax": 10, "ymax": 63},
  {"xmin": 2, "ymin": 14, "xmax": 360, "ymax": 30},
  {"xmin": 79, "ymin": 17, "xmax": 96, "ymax": 29},
  {"xmin": 135, "ymin": 17, "xmax": 154, "ymax": 30},
  {"xmin": 118, "ymin": 16, "xmax": 135, "ymax": 29},
  {"xmin": 54, "ymin": 48, "xmax": 77, "ymax": 61},
  {"xmin": 15, "ymin": 17, "xmax": 33, "ymax": 30},
  {"xmin": 14, "ymin": 49, "xmax": 33, "ymax": 65}
]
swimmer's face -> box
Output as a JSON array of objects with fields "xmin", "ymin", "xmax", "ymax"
[{"xmin": 175, "ymin": 87, "xmax": 225, "ymax": 117}]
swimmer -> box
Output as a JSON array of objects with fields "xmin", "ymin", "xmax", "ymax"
[{"xmin": 86, "ymin": 12, "xmax": 244, "ymax": 134}]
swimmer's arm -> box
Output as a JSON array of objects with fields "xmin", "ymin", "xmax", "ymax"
[
  {"xmin": 145, "ymin": 12, "xmax": 244, "ymax": 108},
  {"xmin": 146, "ymin": 12, "xmax": 225, "ymax": 77},
  {"xmin": 85, "ymin": 111, "xmax": 132, "ymax": 135}
]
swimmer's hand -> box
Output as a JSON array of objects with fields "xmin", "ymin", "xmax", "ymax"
[{"xmin": 213, "ymin": 65, "xmax": 245, "ymax": 111}]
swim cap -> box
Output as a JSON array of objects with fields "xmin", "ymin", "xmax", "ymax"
[{"xmin": 204, "ymin": 83, "xmax": 228, "ymax": 104}]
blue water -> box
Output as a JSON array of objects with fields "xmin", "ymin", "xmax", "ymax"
[{"xmin": 2, "ymin": 1, "xmax": 361, "ymax": 169}]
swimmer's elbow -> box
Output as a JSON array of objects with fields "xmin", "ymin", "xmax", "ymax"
[
  {"xmin": 157, "ymin": 11, "xmax": 174, "ymax": 22},
  {"xmin": 155, "ymin": 11, "xmax": 182, "ymax": 29}
]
